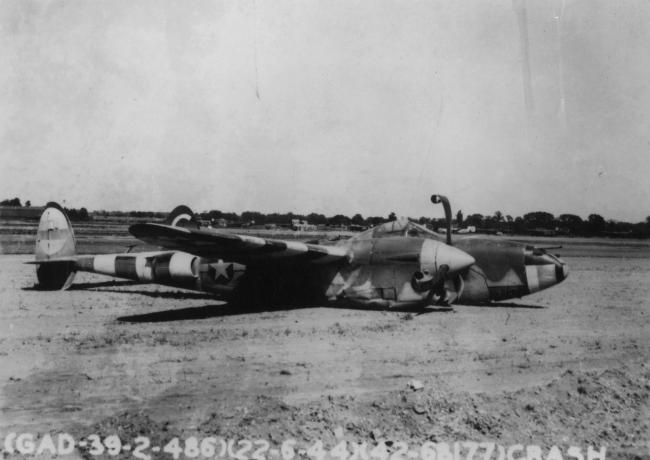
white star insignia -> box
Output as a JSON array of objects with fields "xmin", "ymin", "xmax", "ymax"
[{"xmin": 213, "ymin": 260, "xmax": 230, "ymax": 281}]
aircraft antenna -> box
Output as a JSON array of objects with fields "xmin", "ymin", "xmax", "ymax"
[{"xmin": 431, "ymin": 194, "xmax": 452, "ymax": 245}]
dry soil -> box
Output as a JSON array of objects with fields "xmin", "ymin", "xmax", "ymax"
[{"xmin": 0, "ymin": 244, "xmax": 648, "ymax": 459}]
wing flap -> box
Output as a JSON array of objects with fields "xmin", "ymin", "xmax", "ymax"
[{"xmin": 129, "ymin": 223, "xmax": 347, "ymax": 264}]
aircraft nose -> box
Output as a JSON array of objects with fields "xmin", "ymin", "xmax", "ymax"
[{"xmin": 421, "ymin": 239, "xmax": 475, "ymax": 274}]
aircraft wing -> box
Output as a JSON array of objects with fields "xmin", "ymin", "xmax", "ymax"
[{"xmin": 129, "ymin": 223, "xmax": 348, "ymax": 265}]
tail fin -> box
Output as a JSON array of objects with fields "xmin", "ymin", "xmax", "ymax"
[
  {"xmin": 32, "ymin": 202, "xmax": 77, "ymax": 289},
  {"xmin": 165, "ymin": 205, "xmax": 199, "ymax": 228}
]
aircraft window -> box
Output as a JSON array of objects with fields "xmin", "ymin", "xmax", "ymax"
[
  {"xmin": 352, "ymin": 219, "xmax": 441, "ymax": 240},
  {"xmin": 406, "ymin": 221, "xmax": 440, "ymax": 238},
  {"xmin": 377, "ymin": 220, "xmax": 408, "ymax": 236}
]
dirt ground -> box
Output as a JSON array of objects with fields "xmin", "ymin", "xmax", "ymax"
[{"xmin": 1, "ymin": 242, "xmax": 649, "ymax": 459}]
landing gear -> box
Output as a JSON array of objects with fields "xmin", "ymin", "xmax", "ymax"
[
  {"xmin": 424, "ymin": 279, "xmax": 453, "ymax": 311},
  {"xmin": 428, "ymin": 289, "xmax": 451, "ymax": 306},
  {"xmin": 411, "ymin": 264, "xmax": 467, "ymax": 311}
]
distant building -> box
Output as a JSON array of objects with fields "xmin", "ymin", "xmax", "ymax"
[
  {"xmin": 211, "ymin": 218, "xmax": 228, "ymax": 228},
  {"xmin": 456, "ymin": 226, "xmax": 476, "ymax": 234},
  {"xmin": 528, "ymin": 228, "xmax": 557, "ymax": 236},
  {"xmin": 291, "ymin": 219, "xmax": 316, "ymax": 231},
  {"xmin": 349, "ymin": 224, "xmax": 367, "ymax": 232}
]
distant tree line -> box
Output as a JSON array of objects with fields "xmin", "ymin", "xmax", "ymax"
[
  {"xmin": 3, "ymin": 197, "xmax": 650, "ymax": 237},
  {"xmin": 198, "ymin": 209, "xmax": 388, "ymax": 228},
  {"xmin": 64, "ymin": 207, "xmax": 90, "ymax": 221},
  {"xmin": 0, "ymin": 197, "xmax": 29, "ymax": 207},
  {"xmin": 93, "ymin": 210, "xmax": 167, "ymax": 219},
  {"xmin": 0, "ymin": 197, "xmax": 91, "ymax": 221},
  {"xmin": 456, "ymin": 210, "xmax": 650, "ymax": 238},
  {"xmin": 197, "ymin": 208, "xmax": 650, "ymax": 237}
]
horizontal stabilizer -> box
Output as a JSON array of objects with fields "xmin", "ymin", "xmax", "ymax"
[{"xmin": 25, "ymin": 256, "xmax": 78, "ymax": 265}]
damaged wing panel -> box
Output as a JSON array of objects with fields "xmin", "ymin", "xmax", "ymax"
[{"xmin": 129, "ymin": 223, "xmax": 348, "ymax": 265}]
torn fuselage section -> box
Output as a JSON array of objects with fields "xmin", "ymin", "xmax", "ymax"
[{"xmin": 324, "ymin": 234, "xmax": 475, "ymax": 309}]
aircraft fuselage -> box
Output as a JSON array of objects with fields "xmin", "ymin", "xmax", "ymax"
[{"xmin": 64, "ymin": 233, "xmax": 567, "ymax": 308}]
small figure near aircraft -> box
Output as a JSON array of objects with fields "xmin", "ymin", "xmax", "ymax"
[{"xmin": 29, "ymin": 195, "xmax": 568, "ymax": 309}]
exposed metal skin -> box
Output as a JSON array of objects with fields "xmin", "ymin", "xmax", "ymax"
[
  {"xmin": 323, "ymin": 234, "xmax": 475, "ymax": 308},
  {"xmin": 29, "ymin": 197, "xmax": 568, "ymax": 308}
]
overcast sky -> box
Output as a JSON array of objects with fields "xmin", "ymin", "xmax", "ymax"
[{"xmin": 1, "ymin": 0, "xmax": 649, "ymax": 221}]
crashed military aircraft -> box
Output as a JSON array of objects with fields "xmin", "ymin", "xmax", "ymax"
[{"xmin": 28, "ymin": 195, "xmax": 568, "ymax": 308}]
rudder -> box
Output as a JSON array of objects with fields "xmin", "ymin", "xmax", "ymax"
[
  {"xmin": 33, "ymin": 202, "xmax": 77, "ymax": 289},
  {"xmin": 165, "ymin": 205, "xmax": 199, "ymax": 228}
]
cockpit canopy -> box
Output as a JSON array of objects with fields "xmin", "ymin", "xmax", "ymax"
[{"xmin": 352, "ymin": 218, "xmax": 443, "ymax": 241}]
